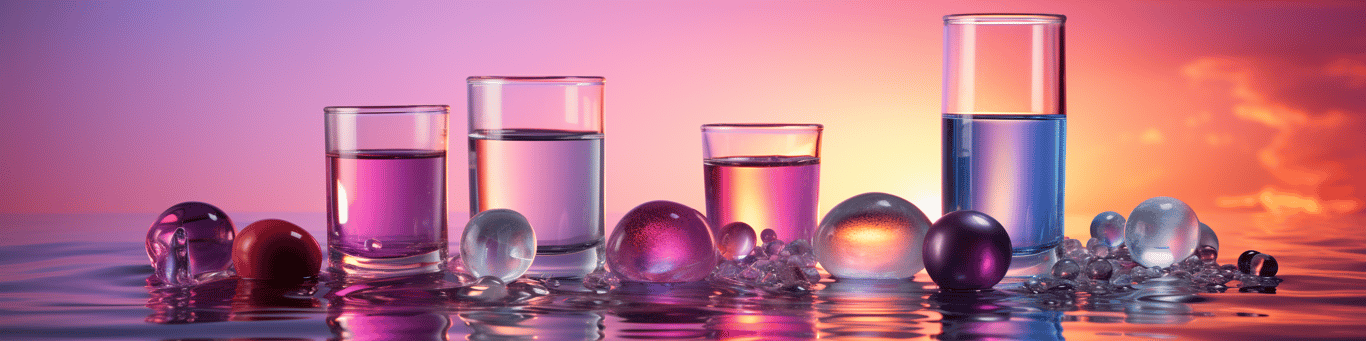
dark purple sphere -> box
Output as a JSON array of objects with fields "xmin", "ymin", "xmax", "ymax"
[
  {"xmin": 923, "ymin": 211, "xmax": 1012, "ymax": 291},
  {"xmin": 1237, "ymin": 250, "xmax": 1261, "ymax": 274}
]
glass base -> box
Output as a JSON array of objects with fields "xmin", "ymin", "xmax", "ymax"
[
  {"xmin": 1004, "ymin": 248, "xmax": 1059, "ymax": 278},
  {"xmin": 328, "ymin": 248, "xmax": 446, "ymax": 280},
  {"xmin": 525, "ymin": 240, "xmax": 604, "ymax": 280}
]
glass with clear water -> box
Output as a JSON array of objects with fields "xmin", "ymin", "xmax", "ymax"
[
  {"xmin": 941, "ymin": 14, "xmax": 1066, "ymax": 276},
  {"xmin": 468, "ymin": 76, "xmax": 605, "ymax": 279}
]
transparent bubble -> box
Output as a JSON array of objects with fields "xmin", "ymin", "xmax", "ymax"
[
  {"xmin": 764, "ymin": 240, "xmax": 786, "ymax": 257},
  {"xmin": 717, "ymin": 222, "xmax": 757, "ymax": 261},
  {"xmin": 1089, "ymin": 211, "xmax": 1126, "ymax": 247},
  {"xmin": 605, "ymin": 201, "xmax": 716, "ymax": 282},
  {"xmin": 461, "ymin": 209, "xmax": 537, "ymax": 283},
  {"xmin": 1195, "ymin": 245, "xmax": 1218, "ymax": 264},
  {"xmin": 1024, "ymin": 275, "xmax": 1049, "ymax": 293},
  {"xmin": 581, "ymin": 268, "xmax": 620, "ymax": 291},
  {"xmin": 1052, "ymin": 259, "xmax": 1081, "ymax": 280},
  {"xmin": 1124, "ymin": 197, "xmax": 1200, "ymax": 268},
  {"xmin": 145, "ymin": 202, "xmax": 235, "ymax": 286},
  {"xmin": 1197, "ymin": 222, "xmax": 1219, "ymax": 252},
  {"xmin": 1087, "ymin": 259, "xmax": 1114, "ymax": 281},
  {"xmin": 760, "ymin": 229, "xmax": 778, "ymax": 244},
  {"xmin": 813, "ymin": 193, "xmax": 931, "ymax": 279},
  {"xmin": 1087, "ymin": 238, "xmax": 1111, "ymax": 259},
  {"xmin": 457, "ymin": 276, "xmax": 508, "ymax": 301}
]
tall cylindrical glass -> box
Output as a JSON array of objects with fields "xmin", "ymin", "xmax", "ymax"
[
  {"xmin": 942, "ymin": 14, "xmax": 1066, "ymax": 276},
  {"xmin": 468, "ymin": 76, "xmax": 605, "ymax": 279},
  {"xmin": 702, "ymin": 123, "xmax": 822, "ymax": 244},
  {"xmin": 325, "ymin": 105, "xmax": 449, "ymax": 278}
]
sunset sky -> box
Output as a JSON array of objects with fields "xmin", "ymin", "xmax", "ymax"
[{"xmin": 2, "ymin": 1, "xmax": 1363, "ymax": 229}]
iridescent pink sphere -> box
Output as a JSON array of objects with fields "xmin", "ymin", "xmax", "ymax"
[{"xmin": 606, "ymin": 201, "xmax": 717, "ymax": 282}]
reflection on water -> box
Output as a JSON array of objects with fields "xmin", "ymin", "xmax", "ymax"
[{"xmin": 3, "ymin": 212, "xmax": 1366, "ymax": 339}]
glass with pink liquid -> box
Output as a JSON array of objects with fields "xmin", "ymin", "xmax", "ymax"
[
  {"xmin": 702, "ymin": 124, "xmax": 822, "ymax": 244},
  {"xmin": 468, "ymin": 76, "xmax": 605, "ymax": 279},
  {"xmin": 325, "ymin": 105, "xmax": 449, "ymax": 279}
]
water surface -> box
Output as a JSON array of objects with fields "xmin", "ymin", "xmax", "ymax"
[{"xmin": 1, "ymin": 212, "xmax": 1363, "ymax": 340}]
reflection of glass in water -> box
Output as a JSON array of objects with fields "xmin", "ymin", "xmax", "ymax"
[
  {"xmin": 470, "ymin": 129, "xmax": 604, "ymax": 279},
  {"xmin": 461, "ymin": 310, "xmax": 604, "ymax": 340},
  {"xmin": 704, "ymin": 156, "xmax": 820, "ymax": 243},
  {"xmin": 942, "ymin": 113, "xmax": 1065, "ymax": 255},
  {"xmin": 328, "ymin": 309, "xmax": 451, "ymax": 341},
  {"xmin": 817, "ymin": 279, "xmax": 932, "ymax": 338},
  {"xmin": 326, "ymin": 276, "xmax": 453, "ymax": 341},
  {"xmin": 327, "ymin": 150, "xmax": 447, "ymax": 279}
]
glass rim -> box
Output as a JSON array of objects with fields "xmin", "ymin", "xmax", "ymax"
[
  {"xmin": 944, "ymin": 13, "xmax": 1065, "ymax": 24},
  {"xmin": 467, "ymin": 76, "xmax": 605, "ymax": 85},
  {"xmin": 701, "ymin": 123, "xmax": 823, "ymax": 132},
  {"xmin": 324, "ymin": 105, "xmax": 449, "ymax": 115}
]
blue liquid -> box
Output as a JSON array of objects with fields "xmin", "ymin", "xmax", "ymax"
[{"xmin": 943, "ymin": 113, "xmax": 1065, "ymax": 255}]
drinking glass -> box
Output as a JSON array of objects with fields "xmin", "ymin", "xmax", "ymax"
[
  {"xmin": 325, "ymin": 105, "xmax": 449, "ymax": 278},
  {"xmin": 942, "ymin": 13, "xmax": 1066, "ymax": 275},
  {"xmin": 468, "ymin": 76, "xmax": 605, "ymax": 279},
  {"xmin": 702, "ymin": 123, "xmax": 822, "ymax": 244}
]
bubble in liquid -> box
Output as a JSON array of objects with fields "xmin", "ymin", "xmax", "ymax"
[
  {"xmin": 605, "ymin": 201, "xmax": 716, "ymax": 282},
  {"xmin": 813, "ymin": 192, "xmax": 932, "ymax": 279},
  {"xmin": 1052, "ymin": 259, "xmax": 1081, "ymax": 280},
  {"xmin": 461, "ymin": 209, "xmax": 537, "ymax": 283},
  {"xmin": 1090, "ymin": 211, "xmax": 1127, "ymax": 247},
  {"xmin": 923, "ymin": 211, "xmax": 1012, "ymax": 291},
  {"xmin": 1124, "ymin": 197, "xmax": 1200, "ymax": 268},
  {"xmin": 717, "ymin": 222, "xmax": 758, "ymax": 261},
  {"xmin": 145, "ymin": 202, "xmax": 236, "ymax": 286}
]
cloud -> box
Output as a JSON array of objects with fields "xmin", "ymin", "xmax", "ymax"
[{"xmin": 1185, "ymin": 54, "xmax": 1366, "ymax": 216}]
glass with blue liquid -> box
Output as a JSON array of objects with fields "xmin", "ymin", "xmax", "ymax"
[{"xmin": 942, "ymin": 14, "xmax": 1066, "ymax": 276}]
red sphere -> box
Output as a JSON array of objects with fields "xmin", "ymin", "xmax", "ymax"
[{"xmin": 232, "ymin": 219, "xmax": 322, "ymax": 280}]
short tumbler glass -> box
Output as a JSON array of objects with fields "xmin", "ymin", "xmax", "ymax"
[
  {"xmin": 702, "ymin": 123, "xmax": 822, "ymax": 245},
  {"xmin": 325, "ymin": 105, "xmax": 449, "ymax": 279}
]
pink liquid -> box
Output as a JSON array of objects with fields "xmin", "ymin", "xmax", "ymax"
[
  {"xmin": 470, "ymin": 129, "xmax": 604, "ymax": 277},
  {"xmin": 704, "ymin": 156, "xmax": 820, "ymax": 243},
  {"xmin": 327, "ymin": 150, "xmax": 447, "ymax": 259}
]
